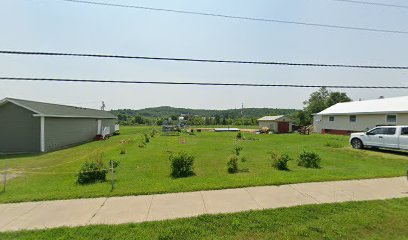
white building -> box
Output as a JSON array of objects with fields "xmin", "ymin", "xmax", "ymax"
[
  {"xmin": 258, "ymin": 115, "xmax": 293, "ymax": 133},
  {"xmin": 313, "ymin": 96, "xmax": 408, "ymax": 134}
]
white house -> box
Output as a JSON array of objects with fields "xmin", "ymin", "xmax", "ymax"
[
  {"xmin": 258, "ymin": 115, "xmax": 293, "ymax": 133},
  {"xmin": 313, "ymin": 96, "xmax": 408, "ymax": 134}
]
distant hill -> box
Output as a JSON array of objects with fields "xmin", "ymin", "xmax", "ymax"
[{"xmin": 111, "ymin": 106, "xmax": 298, "ymax": 119}]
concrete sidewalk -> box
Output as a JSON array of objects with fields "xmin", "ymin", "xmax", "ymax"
[{"xmin": 0, "ymin": 177, "xmax": 407, "ymax": 232}]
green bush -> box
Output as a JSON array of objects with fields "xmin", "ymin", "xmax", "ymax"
[
  {"xmin": 272, "ymin": 153, "xmax": 291, "ymax": 170},
  {"xmin": 119, "ymin": 145, "xmax": 126, "ymax": 154},
  {"xmin": 233, "ymin": 145, "xmax": 243, "ymax": 156},
  {"xmin": 227, "ymin": 155, "xmax": 239, "ymax": 173},
  {"xmin": 236, "ymin": 132, "xmax": 243, "ymax": 139},
  {"xmin": 150, "ymin": 129, "xmax": 158, "ymax": 138},
  {"xmin": 77, "ymin": 155, "xmax": 108, "ymax": 184},
  {"xmin": 144, "ymin": 133, "xmax": 150, "ymax": 143},
  {"xmin": 170, "ymin": 152, "xmax": 195, "ymax": 178},
  {"xmin": 240, "ymin": 156, "xmax": 247, "ymax": 162},
  {"xmin": 298, "ymin": 151, "xmax": 321, "ymax": 168}
]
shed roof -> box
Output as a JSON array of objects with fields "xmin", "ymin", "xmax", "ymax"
[
  {"xmin": 258, "ymin": 115, "xmax": 289, "ymax": 121},
  {"xmin": 0, "ymin": 98, "xmax": 116, "ymax": 119},
  {"xmin": 317, "ymin": 96, "xmax": 408, "ymax": 115}
]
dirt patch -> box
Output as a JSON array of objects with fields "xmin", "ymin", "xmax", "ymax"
[{"xmin": 0, "ymin": 173, "xmax": 19, "ymax": 182}]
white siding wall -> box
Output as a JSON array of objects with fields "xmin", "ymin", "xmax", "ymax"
[
  {"xmin": 258, "ymin": 121, "xmax": 293, "ymax": 132},
  {"xmin": 313, "ymin": 113, "xmax": 408, "ymax": 133},
  {"xmin": 313, "ymin": 115, "xmax": 323, "ymax": 133}
]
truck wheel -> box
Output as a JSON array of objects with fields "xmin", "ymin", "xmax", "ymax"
[{"xmin": 351, "ymin": 138, "xmax": 363, "ymax": 149}]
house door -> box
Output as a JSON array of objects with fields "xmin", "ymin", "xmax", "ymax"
[{"xmin": 278, "ymin": 122, "xmax": 289, "ymax": 133}]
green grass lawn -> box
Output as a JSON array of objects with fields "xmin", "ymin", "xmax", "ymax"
[
  {"xmin": 0, "ymin": 126, "xmax": 407, "ymax": 203},
  {"xmin": 1, "ymin": 198, "xmax": 407, "ymax": 239}
]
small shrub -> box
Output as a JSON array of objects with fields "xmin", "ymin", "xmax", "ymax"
[
  {"xmin": 150, "ymin": 129, "xmax": 158, "ymax": 138},
  {"xmin": 298, "ymin": 151, "xmax": 321, "ymax": 168},
  {"xmin": 272, "ymin": 153, "xmax": 291, "ymax": 170},
  {"xmin": 119, "ymin": 145, "xmax": 126, "ymax": 154},
  {"xmin": 77, "ymin": 155, "xmax": 108, "ymax": 184},
  {"xmin": 227, "ymin": 155, "xmax": 239, "ymax": 173},
  {"xmin": 144, "ymin": 133, "xmax": 150, "ymax": 143},
  {"xmin": 236, "ymin": 132, "xmax": 243, "ymax": 139},
  {"xmin": 170, "ymin": 152, "xmax": 195, "ymax": 178},
  {"xmin": 233, "ymin": 145, "xmax": 243, "ymax": 156},
  {"xmin": 240, "ymin": 156, "xmax": 247, "ymax": 162}
]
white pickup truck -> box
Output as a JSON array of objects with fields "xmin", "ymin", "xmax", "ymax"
[{"xmin": 349, "ymin": 126, "xmax": 408, "ymax": 150}]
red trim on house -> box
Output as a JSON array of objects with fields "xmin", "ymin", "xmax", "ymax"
[{"xmin": 321, "ymin": 129, "xmax": 355, "ymax": 135}]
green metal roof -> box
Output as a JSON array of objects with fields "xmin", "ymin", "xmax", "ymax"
[{"xmin": 1, "ymin": 98, "xmax": 117, "ymax": 119}]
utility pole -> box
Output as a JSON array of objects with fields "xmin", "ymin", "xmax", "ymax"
[{"xmin": 241, "ymin": 102, "xmax": 244, "ymax": 126}]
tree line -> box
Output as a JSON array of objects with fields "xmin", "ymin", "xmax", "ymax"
[
  {"xmin": 111, "ymin": 107, "xmax": 297, "ymax": 126},
  {"xmin": 111, "ymin": 87, "xmax": 352, "ymax": 127}
]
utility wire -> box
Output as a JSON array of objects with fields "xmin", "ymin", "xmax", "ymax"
[
  {"xmin": 330, "ymin": 0, "xmax": 408, "ymax": 9},
  {"xmin": 1, "ymin": 77, "xmax": 408, "ymax": 89},
  {"xmin": 60, "ymin": 0, "xmax": 408, "ymax": 35},
  {"xmin": 1, "ymin": 50, "xmax": 407, "ymax": 70}
]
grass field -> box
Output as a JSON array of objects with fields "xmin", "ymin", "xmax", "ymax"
[
  {"xmin": 0, "ymin": 126, "xmax": 407, "ymax": 203},
  {"xmin": 1, "ymin": 198, "xmax": 407, "ymax": 239}
]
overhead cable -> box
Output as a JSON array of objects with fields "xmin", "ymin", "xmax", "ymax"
[
  {"xmin": 1, "ymin": 50, "xmax": 407, "ymax": 70},
  {"xmin": 60, "ymin": 0, "xmax": 408, "ymax": 35},
  {"xmin": 1, "ymin": 77, "xmax": 408, "ymax": 89}
]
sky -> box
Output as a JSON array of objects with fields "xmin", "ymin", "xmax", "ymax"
[{"xmin": 0, "ymin": 0, "xmax": 407, "ymax": 110}]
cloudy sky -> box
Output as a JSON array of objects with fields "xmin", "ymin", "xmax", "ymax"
[{"xmin": 0, "ymin": 0, "xmax": 407, "ymax": 110}]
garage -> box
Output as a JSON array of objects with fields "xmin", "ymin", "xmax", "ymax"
[{"xmin": 258, "ymin": 115, "xmax": 293, "ymax": 133}]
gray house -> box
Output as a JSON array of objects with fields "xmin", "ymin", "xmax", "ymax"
[{"xmin": 0, "ymin": 98, "xmax": 117, "ymax": 154}]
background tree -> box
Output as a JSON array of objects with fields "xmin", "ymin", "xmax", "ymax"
[
  {"xmin": 301, "ymin": 87, "xmax": 351, "ymax": 125},
  {"xmin": 326, "ymin": 92, "xmax": 352, "ymax": 107}
]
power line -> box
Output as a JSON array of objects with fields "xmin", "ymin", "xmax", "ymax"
[
  {"xmin": 60, "ymin": 0, "xmax": 408, "ymax": 35},
  {"xmin": 330, "ymin": 0, "xmax": 408, "ymax": 9},
  {"xmin": 1, "ymin": 77, "xmax": 408, "ymax": 89},
  {"xmin": 1, "ymin": 50, "xmax": 407, "ymax": 70}
]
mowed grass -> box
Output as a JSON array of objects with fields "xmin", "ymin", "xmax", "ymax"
[
  {"xmin": 1, "ymin": 198, "xmax": 408, "ymax": 239},
  {"xmin": 0, "ymin": 126, "xmax": 407, "ymax": 203}
]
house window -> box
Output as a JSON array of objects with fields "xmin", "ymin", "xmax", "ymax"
[
  {"xmin": 329, "ymin": 116, "xmax": 335, "ymax": 122},
  {"xmin": 386, "ymin": 115, "xmax": 397, "ymax": 123},
  {"xmin": 349, "ymin": 115, "xmax": 356, "ymax": 122}
]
